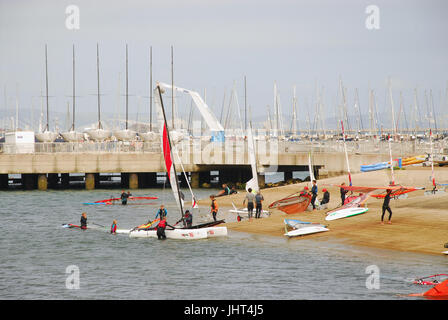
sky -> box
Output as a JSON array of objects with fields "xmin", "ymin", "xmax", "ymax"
[{"xmin": 1, "ymin": 0, "xmax": 447, "ymax": 132}]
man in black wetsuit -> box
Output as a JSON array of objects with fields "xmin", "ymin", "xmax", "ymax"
[
  {"xmin": 120, "ymin": 190, "xmax": 130, "ymax": 205},
  {"xmin": 340, "ymin": 182, "xmax": 348, "ymax": 206},
  {"xmin": 381, "ymin": 189, "xmax": 393, "ymax": 224},
  {"xmin": 80, "ymin": 212, "xmax": 88, "ymax": 230}
]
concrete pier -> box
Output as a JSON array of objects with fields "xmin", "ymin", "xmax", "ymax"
[{"xmin": 37, "ymin": 174, "xmax": 48, "ymax": 190}]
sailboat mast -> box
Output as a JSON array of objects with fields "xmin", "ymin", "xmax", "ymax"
[
  {"xmin": 171, "ymin": 45, "xmax": 174, "ymax": 130},
  {"xmin": 149, "ymin": 46, "xmax": 153, "ymax": 131},
  {"xmin": 45, "ymin": 44, "xmax": 49, "ymax": 131},
  {"xmin": 156, "ymin": 84, "xmax": 185, "ymax": 222},
  {"xmin": 72, "ymin": 44, "xmax": 75, "ymax": 131},
  {"xmin": 96, "ymin": 43, "xmax": 102, "ymax": 129},
  {"xmin": 126, "ymin": 44, "xmax": 129, "ymax": 130}
]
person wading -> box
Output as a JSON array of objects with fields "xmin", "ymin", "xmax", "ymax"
[
  {"xmin": 80, "ymin": 212, "xmax": 88, "ymax": 230},
  {"xmin": 157, "ymin": 216, "xmax": 168, "ymax": 240}
]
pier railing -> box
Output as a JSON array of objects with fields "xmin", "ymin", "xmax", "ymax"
[{"xmin": 0, "ymin": 139, "xmax": 446, "ymax": 157}]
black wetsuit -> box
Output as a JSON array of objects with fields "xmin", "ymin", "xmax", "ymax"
[
  {"xmin": 321, "ymin": 191, "xmax": 330, "ymax": 205},
  {"xmin": 311, "ymin": 185, "xmax": 318, "ymax": 209},
  {"xmin": 121, "ymin": 192, "xmax": 130, "ymax": 205},
  {"xmin": 381, "ymin": 193, "xmax": 392, "ymax": 221},
  {"xmin": 80, "ymin": 216, "xmax": 87, "ymax": 230},
  {"xmin": 255, "ymin": 194, "xmax": 264, "ymax": 219},
  {"xmin": 340, "ymin": 188, "xmax": 348, "ymax": 205}
]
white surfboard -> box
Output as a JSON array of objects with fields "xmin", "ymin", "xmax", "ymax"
[
  {"xmin": 325, "ymin": 207, "xmax": 369, "ymax": 221},
  {"xmin": 442, "ymin": 251, "xmax": 448, "ymax": 255}
]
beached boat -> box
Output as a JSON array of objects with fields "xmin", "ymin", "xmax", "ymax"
[
  {"xmin": 284, "ymin": 219, "xmax": 329, "ymax": 237},
  {"xmin": 268, "ymin": 194, "xmax": 311, "ymax": 214}
]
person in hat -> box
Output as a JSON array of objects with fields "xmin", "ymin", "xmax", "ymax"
[
  {"xmin": 300, "ymin": 186, "xmax": 309, "ymax": 197},
  {"xmin": 320, "ymin": 188, "xmax": 330, "ymax": 209}
]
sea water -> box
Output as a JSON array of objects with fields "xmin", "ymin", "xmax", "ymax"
[{"xmin": 0, "ymin": 188, "xmax": 445, "ymax": 300}]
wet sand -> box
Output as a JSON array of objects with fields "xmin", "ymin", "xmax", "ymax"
[{"xmin": 198, "ymin": 167, "xmax": 448, "ymax": 256}]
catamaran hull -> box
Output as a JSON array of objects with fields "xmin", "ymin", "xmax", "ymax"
[
  {"xmin": 129, "ymin": 228, "xmax": 208, "ymax": 239},
  {"xmin": 202, "ymin": 227, "xmax": 228, "ymax": 237},
  {"xmin": 325, "ymin": 207, "xmax": 368, "ymax": 221}
]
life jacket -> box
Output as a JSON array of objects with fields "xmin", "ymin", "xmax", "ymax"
[
  {"xmin": 158, "ymin": 220, "xmax": 167, "ymax": 228},
  {"xmin": 211, "ymin": 200, "xmax": 218, "ymax": 212}
]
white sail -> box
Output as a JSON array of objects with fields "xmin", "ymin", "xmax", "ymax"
[{"xmin": 245, "ymin": 122, "xmax": 259, "ymax": 193}]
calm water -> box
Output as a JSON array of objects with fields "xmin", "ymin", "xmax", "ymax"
[{"xmin": 0, "ymin": 188, "xmax": 446, "ymax": 300}]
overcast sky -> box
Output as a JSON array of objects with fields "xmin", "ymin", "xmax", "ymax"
[{"xmin": 1, "ymin": 0, "xmax": 447, "ymax": 131}]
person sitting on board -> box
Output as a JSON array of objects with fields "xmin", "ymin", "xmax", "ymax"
[
  {"xmin": 80, "ymin": 212, "xmax": 88, "ymax": 230},
  {"xmin": 340, "ymin": 182, "xmax": 349, "ymax": 206},
  {"xmin": 229, "ymin": 186, "xmax": 238, "ymax": 195},
  {"xmin": 311, "ymin": 180, "xmax": 318, "ymax": 210},
  {"xmin": 110, "ymin": 219, "xmax": 117, "ymax": 234},
  {"xmin": 243, "ymin": 188, "xmax": 256, "ymax": 219},
  {"xmin": 157, "ymin": 216, "xmax": 167, "ymax": 240},
  {"xmin": 210, "ymin": 195, "xmax": 219, "ymax": 221},
  {"xmin": 120, "ymin": 190, "xmax": 131, "ymax": 205},
  {"xmin": 319, "ymin": 188, "xmax": 330, "ymax": 209},
  {"xmin": 214, "ymin": 184, "xmax": 230, "ymax": 197},
  {"xmin": 155, "ymin": 205, "xmax": 168, "ymax": 220},
  {"xmin": 255, "ymin": 191, "xmax": 264, "ymax": 219},
  {"xmin": 381, "ymin": 189, "xmax": 393, "ymax": 225},
  {"xmin": 176, "ymin": 210, "xmax": 193, "ymax": 228}
]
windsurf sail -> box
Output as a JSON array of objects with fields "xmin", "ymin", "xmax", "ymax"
[
  {"xmin": 268, "ymin": 193, "xmax": 312, "ymax": 214},
  {"xmin": 245, "ymin": 121, "xmax": 259, "ymax": 193},
  {"xmin": 326, "ymin": 183, "xmax": 423, "ymax": 200},
  {"xmin": 85, "ymin": 196, "xmax": 158, "ymax": 205},
  {"xmin": 308, "ymin": 151, "xmax": 315, "ymax": 185}
]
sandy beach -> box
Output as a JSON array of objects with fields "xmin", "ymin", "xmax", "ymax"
[{"xmin": 198, "ymin": 167, "xmax": 448, "ymax": 256}]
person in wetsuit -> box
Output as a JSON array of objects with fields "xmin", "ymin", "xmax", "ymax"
[
  {"xmin": 155, "ymin": 205, "xmax": 168, "ymax": 220},
  {"xmin": 120, "ymin": 190, "xmax": 131, "ymax": 205},
  {"xmin": 311, "ymin": 180, "xmax": 318, "ymax": 210},
  {"xmin": 381, "ymin": 189, "xmax": 393, "ymax": 224},
  {"xmin": 255, "ymin": 191, "xmax": 264, "ymax": 219},
  {"xmin": 157, "ymin": 216, "xmax": 167, "ymax": 240},
  {"xmin": 320, "ymin": 188, "xmax": 330, "ymax": 208},
  {"xmin": 176, "ymin": 210, "xmax": 193, "ymax": 228},
  {"xmin": 243, "ymin": 188, "xmax": 256, "ymax": 219},
  {"xmin": 80, "ymin": 212, "xmax": 88, "ymax": 230},
  {"xmin": 340, "ymin": 182, "xmax": 349, "ymax": 206}
]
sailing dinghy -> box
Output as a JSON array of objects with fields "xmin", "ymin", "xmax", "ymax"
[{"xmin": 129, "ymin": 83, "xmax": 227, "ymax": 240}]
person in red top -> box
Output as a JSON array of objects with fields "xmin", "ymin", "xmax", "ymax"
[{"xmin": 157, "ymin": 216, "xmax": 167, "ymax": 240}]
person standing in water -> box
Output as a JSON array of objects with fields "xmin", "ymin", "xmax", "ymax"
[
  {"xmin": 381, "ymin": 189, "xmax": 393, "ymax": 224},
  {"xmin": 155, "ymin": 205, "xmax": 168, "ymax": 220},
  {"xmin": 210, "ymin": 195, "xmax": 219, "ymax": 221},
  {"xmin": 120, "ymin": 190, "xmax": 131, "ymax": 205},
  {"xmin": 157, "ymin": 216, "xmax": 167, "ymax": 240},
  {"xmin": 80, "ymin": 212, "xmax": 88, "ymax": 230}
]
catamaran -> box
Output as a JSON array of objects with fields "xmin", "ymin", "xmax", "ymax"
[{"xmin": 129, "ymin": 83, "xmax": 227, "ymax": 240}]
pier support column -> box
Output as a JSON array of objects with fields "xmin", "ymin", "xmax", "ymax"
[
  {"xmin": 129, "ymin": 173, "xmax": 138, "ymax": 189},
  {"xmin": 191, "ymin": 172, "xmax": 200, "ymax": 189},
  {"xmin": 0, "ymin": 174, "xmax": 9, "ymax": 190},
  {"xmin": 257, "ymin": 173, "xmax": 265, "ymax": 188},
  {"xmin": 37, "ymin": 174, "xmax": 48, "ymax": 191},
  {"xmin": 284, "ymin": 171, "xmax": 293, "ymax": 182},
  {"xmin": 61, "ymin": 173, "xmax": 70, "ymax": 188},
  {"xmin": 85, "ymin": 173, "xmax": 95, "ymax": 190},
  {"xmin": 199, "ymin": 171, "xmax": 211, "ymax": 187},
  {"xmin": 22, "ymin": 174, "xmax": 37, "ymax": 190}
]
